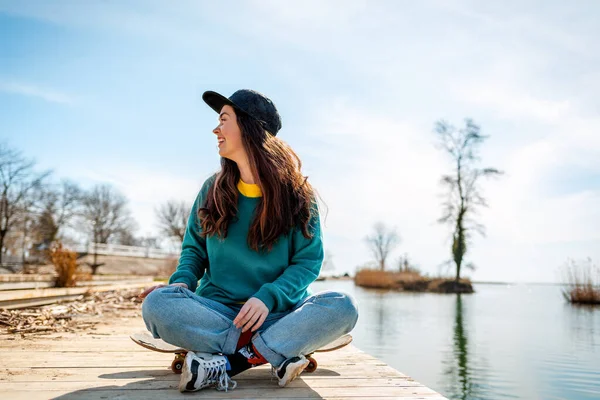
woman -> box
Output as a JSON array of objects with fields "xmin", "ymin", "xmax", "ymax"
[{"xmin": 140, "ymin": 89, "xmax": 359, "ymax": 393}]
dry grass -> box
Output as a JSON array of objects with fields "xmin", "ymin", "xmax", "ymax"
[
  {"xmin": 354, "ymin": 268, "xmax": 473, "ymax": 293},
  {"xmin": 562, "ymin": 258, "xmax": 600, "ymax": 305},
  {"xmin": 49, "ymin": 242, "xmax": 79, "ymax": 288},
  {"xmin": 354, "ymin": 269, "xmax": 422, "ymax": 289}
]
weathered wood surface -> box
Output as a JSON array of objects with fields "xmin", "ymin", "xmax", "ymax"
[
  {"xmin": 0, "ymin": 274, "xmax": 154, "ymax": 283},
  {"xmin": 0, "ymin": 283, "xmax": 154, "ymax": 309},
  {"xmin": 0, "ymin": 275, "xmax": 154, "ymax": 291},
  {"xmin": 0, "ymin": 316, "xmax": 447, "ymax": 399}
]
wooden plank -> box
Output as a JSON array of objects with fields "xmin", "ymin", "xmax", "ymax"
[
  {"xmin": 0, "ymin": 280, "xmax": 153, "ymax": 291},
  {"xmin": 0, "ymin": 364, "xmax": 408, "ymax": 381},
  {"xmin": 0, "ymin": 275, "xmax": 55, "ymax": 283},
  {"xmin": 0, "ymin": 343, "xmax": 369, "ymax": 356},
  {"xmin": 0, "ymin": 294, "xmax": 85, "ymax": 308},
  {"xmin": 0, "ymin": 283, "xmax": 151, "ymax": 309},
  {"xmin": 0, "ymin": 282, "xmax": 152, "ymax": 301},
  {"xmin": 0, "ymin": 274, "xmax": 154, "ymax": 283},
  {"xmin": 0, "ymin": 281, "xmax": 55, "ymax": 290},
  {"xmin": 0, "ymin": 377, "xmax": 423, "ymax": 390},
  {"xmin": 0, "ymin": 394, "xmax": 447, "ymax": 400},
  {"xmin": 0, "ymin": 386, "xmax": 444, "ymax": 399},
  {"xmin": 0, "ymin": 356, "xmax": 388, "ymax": 369},
  {"xmin": 0, "ymin": 344, "xmax": 384, "ymax": 363}
]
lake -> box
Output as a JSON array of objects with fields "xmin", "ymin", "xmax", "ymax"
[{"xmin": 309, "ymin": 280, "xmax": 600, "ymax": 400}]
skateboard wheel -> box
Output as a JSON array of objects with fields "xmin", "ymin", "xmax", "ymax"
[
  {"xmin": 305, "ymin": 356, "xmax": 317, "ymax": 373},
  {"xmin": 171, "ymin": 359, "xmax": 184, "ymax": 374}
]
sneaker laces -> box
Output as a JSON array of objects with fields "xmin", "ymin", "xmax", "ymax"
[
  {"xmin": 201, "ymin": 359, "xmax": 237, "ymax": 392},
  {"xmin": 217, "ymin": 369, "xmax": 237, "ymax": 392}
]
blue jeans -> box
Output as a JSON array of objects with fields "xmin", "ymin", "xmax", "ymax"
[{"xmin": 142, "ymin": 285, "xmax": 359, "ymax": 367}]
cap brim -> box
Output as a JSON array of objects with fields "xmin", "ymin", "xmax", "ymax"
[{"xmin": 202, "ymin": 91, "xmax": 235, "ymax": 114}]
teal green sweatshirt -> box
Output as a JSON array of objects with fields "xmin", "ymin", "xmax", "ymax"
[{"xmin": 168, "ymin": 175, "xmax": 324, "ymax": 313}]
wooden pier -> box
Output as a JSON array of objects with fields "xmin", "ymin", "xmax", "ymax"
[{"xmin": 0, "ymin": 316, "xmax": 447, "ymax": 399}]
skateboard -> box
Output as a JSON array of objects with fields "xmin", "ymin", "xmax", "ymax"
[{"xmin": 130, "ymin": 332, "xmax": 352, "ymax": 374}]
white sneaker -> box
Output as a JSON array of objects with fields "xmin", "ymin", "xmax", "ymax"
[
  {"xmin": 274, "ymin": 355, "xmax": 310, "ymax": 387},
  {"xmin": 178, "ymin": 352, "xmax": 237, "ymax": 392}
]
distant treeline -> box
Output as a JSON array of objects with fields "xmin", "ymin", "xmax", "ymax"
[{"xmin": 0, "ymin": 142, "xmax": 189, "ymax": 265}]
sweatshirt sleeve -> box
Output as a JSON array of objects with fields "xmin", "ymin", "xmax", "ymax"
[
  {"xmin": 168, "ymin": 177, "xmax": 214, "ymax": 292},
  {"xmin": 252, "ymin": 202, "xmax": 324, "ymax": 312}
]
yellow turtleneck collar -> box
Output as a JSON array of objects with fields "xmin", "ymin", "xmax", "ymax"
[{"xmin": 237, "ymin": 179, "xmax": 262, "ymax": 198}]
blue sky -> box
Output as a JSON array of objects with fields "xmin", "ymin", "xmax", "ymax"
[{"xmin": 1, "ymin": 0, "xmax": 599, "ymax": 283}]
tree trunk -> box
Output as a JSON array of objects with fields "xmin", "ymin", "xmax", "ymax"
[
  {"xmin": 454, "ymin": 157, "xmax": 465, "ymax": 284},
  {"xmin": 92, "ymin": 241, "xmax": 98, "ymax": 275},
  {"xmin": 93, "ymin": 246, "xmax": 97, "ymax": 267},
  {"xmin": 21, "ymin": 219, "xmax": 27, "ymax": 264},
  {"xmin": 452, "ymin": 225, "xmax": 466, "ymax": 283},
  {"xmin": 0, "ymin": 232, "xmax": 4, "ymax": 264}
]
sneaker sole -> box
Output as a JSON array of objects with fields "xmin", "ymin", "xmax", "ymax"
[
  {"xmin": 278, "ymin": 358, "xmax": 310, "ymax": 388},
  {"xmin": 178, "ymin": 352, "xmax": 195, "ymax": 392}
]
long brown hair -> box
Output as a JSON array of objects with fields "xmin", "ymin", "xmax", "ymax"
[{"xmin": 199, "ymin": 110, "xmax": 320, "ymax": 252}]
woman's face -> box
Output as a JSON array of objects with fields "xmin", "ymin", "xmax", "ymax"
[{"xmin": 213, "ymin": 105, "xmax": 245, "ymax": 161}]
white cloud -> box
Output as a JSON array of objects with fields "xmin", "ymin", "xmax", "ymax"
[
  {"xmin": 480, "ymin": 135, "xmax": 600, "ymax": 245},
  {"xmin": 453, "ymin": 80, "xmax": 572, "ymax": 123},
  {"xmin": 0, "ymin": 81, "xmax": 76, "ymax": 105}
]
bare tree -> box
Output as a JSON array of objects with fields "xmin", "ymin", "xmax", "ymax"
[
  {"xmin": 139, "ymin": 236, "xmax": 160, "ymax": 249},
  {"xmin": 397, "ymin": 252, "xmax": 410, "ymax": 272},
  {"xmin": 155, "ymin": 200, "xmax": 190, "ymax": 243},
  {"xmin": 396, "ymin": 253, "xmax": 421, "ymax": 274},
  {"xmin": 17, "ymin": 184, "xmax": 45, "ymax": 264},
  {"xmin": 81, "ymin": 184, "xmax": 135, "ymax": 274},
  {"xmin": 364, "ymin": 222, "xmax": 400, "ymax": 271},
  {"xmin": 34, "ymin": 180, "xmax": 82, "ymax": 248},
  {"xmin": 435, "ymin": 119, "xmax": 502, "ymax": 282},
  {"xmin": 0, "ymin": 143, "xmax": 51, "ymax": 264},
  {"xmin": 114, "ymin": 228, "xmax": 139, "ymax": 246}
]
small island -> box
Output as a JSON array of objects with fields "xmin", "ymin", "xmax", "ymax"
[{"xmin": 354, "ymin": 268, "xmax": 474, "ymax": 294}]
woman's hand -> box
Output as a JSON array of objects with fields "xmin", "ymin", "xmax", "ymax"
[
  {"xmin": 138, "ymin": 282, "xmax": 188, "ymax": 299},
  {"xmin": 233, "ymin": 297, "xmax": 269, "ymax": 332}
]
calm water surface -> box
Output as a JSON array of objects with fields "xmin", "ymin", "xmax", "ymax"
[{"xmin": 309, "ymin": 280, "xmax": 600, "ymax": 400}]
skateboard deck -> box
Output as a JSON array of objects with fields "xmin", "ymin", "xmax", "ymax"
[
  {"xmin": 130, "ymin": 331, "xmax": 352, "ymax": 374},
  {"xmin": 130, "ymin": 332, "xmax": 186, "ymax": 353},
  {"xmin": 310, "ymin": 333, "xmax": 352, "ymax": 353}
]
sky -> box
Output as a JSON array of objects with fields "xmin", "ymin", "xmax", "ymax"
[{"xmin": 1, "ymin": 0, "xmax": 598, "ymax": 283}]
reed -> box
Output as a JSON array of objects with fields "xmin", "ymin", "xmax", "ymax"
[
  {"xmin": 354, "ymin": 269, "xmax": 421, "ymax": 289},
  {"xmin": 354, "ymin": 268, "xmax": 473, "ymax": 293},
  {"xmin": 562, "ymin": 258, "xmax": 600, "ymax": 305},
  {"xmin": 49, "ymin": 242, "xmax": 79, "ymax": 288}
]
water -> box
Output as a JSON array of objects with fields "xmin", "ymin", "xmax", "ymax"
[{"xmin": 309, "ymin": 280, "xmax": 600, "ymax": 400}]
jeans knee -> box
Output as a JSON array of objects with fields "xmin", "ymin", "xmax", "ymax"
[
  {"xmin": 339, "ymin": 292, "xmax": 359, "ymax": 331},
  {"xmin": 315, "ymin": 291, "xmax": 359, "ymax": 332},
  {"xmin": 141, "ymin": 289, "xmax": 159, "ymax": 325},
  {"xmin": 141, "ymin": 286, "xmax": 180, "ymax": 325}
]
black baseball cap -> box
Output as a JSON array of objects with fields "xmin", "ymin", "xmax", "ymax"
[{"xmin": 202, "ymin": 89, "xmax": 282, "ymax": 136}]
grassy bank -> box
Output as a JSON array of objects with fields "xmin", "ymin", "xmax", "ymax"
[
  {"xmin": 354, "ymin": 268, "xmax": 474, "ymax": 293},
  {"xmin": 562, "ymin": 259, "xmax": 600, "ymax": 305}
]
